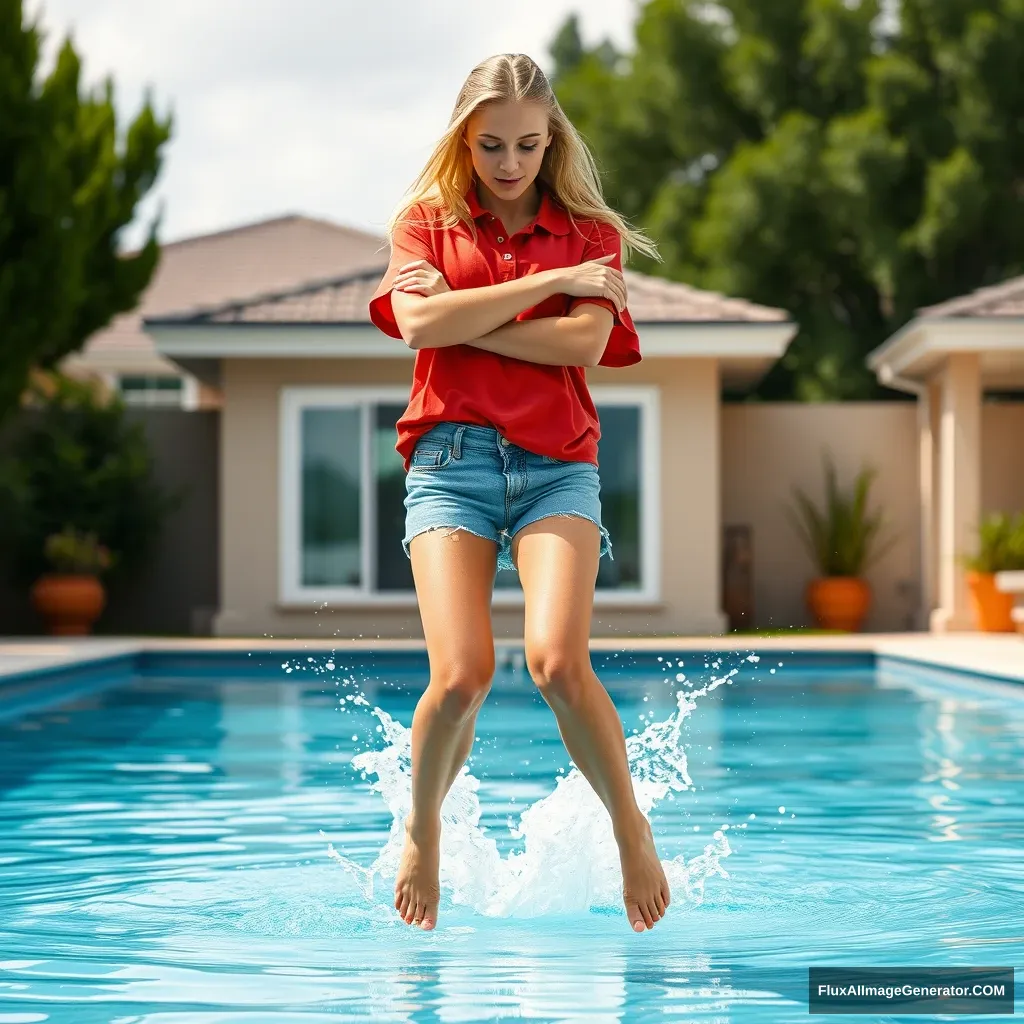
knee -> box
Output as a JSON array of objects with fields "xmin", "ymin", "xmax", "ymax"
[
  {"xmin": 432, "ymin": 659, "xmax": 494, "ymax": 719},
  {"xmin": 526, "ymin": 646, "xmax": 590, "ymax": 706}
]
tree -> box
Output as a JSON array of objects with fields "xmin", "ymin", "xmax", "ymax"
[
  {"xmin": 550, "ymin": 1, "xmax": 1024, "ymax": 399},
  {"xmin": 0, "ymin": 0, "xmax": 172, "ymax": 421}
]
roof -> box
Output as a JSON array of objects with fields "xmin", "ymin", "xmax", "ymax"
[
  {"xmin": 147, "ymin": 267, "xmax": 789, "ymax": 326},
  {"xmin": 70, "ymin": 214, "xmax": 389, "ymax": 373},
  {"xmin": 867, "ymin": 274, "xmax": 1024, "ymax": 391},
  {"xmin": 918, "ymin": 274, "xmax": 1024, "ymax": 319}
]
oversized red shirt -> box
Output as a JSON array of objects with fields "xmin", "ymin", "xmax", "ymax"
[{"xmin": 368, "ymin": 185, "xmax": 641, "ymax": 471}]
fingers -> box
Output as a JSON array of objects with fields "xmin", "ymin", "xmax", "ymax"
[
  {"xmin": 592, "ymin": 254, "xmax": 616, "ymax": 265},
  {"xmin": 397, "ymin": 259, "xmax": 434, "ymax": 271},
  {"xmin": 604, "ymin": 273, "xmax": 628, "ymax": 314}
]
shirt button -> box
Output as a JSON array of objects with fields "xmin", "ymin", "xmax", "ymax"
[
  {"xmin": 496, "ymin": 236, "xmax": 505, "ymax": 243},
  {"xmin": 503, "ymin": 253, "xmax": 512, "ymax": 260}
]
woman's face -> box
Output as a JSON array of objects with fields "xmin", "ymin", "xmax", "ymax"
[{"xmin": 464, "ymin": 101, "xmax": 552, "ymax": 200}]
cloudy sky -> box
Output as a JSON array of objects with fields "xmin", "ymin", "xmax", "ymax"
[{"xmin": 28, "ymin": 0, "xmax": 640, "ymax": 248}]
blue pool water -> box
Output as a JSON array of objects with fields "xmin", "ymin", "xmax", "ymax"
[{"xmin": 0, "ymin": 651, "xmax": 1021, "ymax": 1022}]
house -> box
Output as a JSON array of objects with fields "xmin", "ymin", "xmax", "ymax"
[
  {"xmin": 868, "ymin": 277, "xmax": 1024, "ymax": 632},
  {"xmin": 145, "ymin": 254, "xmax": 795, "ymax": 639},
  {"xmin": 63, "ymin": 215, "xmax": 388, "ymax": 407}
]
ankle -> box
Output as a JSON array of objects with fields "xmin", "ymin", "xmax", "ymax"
[
  {"xmin": 613, "ymin": 809, "xmax": 651, "ymax": 846},
  {"xmin": 404, "ymin": 812, "xmax": 441, "ymax": 841}
]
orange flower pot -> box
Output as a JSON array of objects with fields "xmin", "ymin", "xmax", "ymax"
[
  {"xmin": 30, "ymin": 574, "xmax": 106, "ymax": 636},
  {"xmin": 966, "ymin": 571, "xmax": 1015, "ymax": 632},
  {"xmin": 806, "ymin": 576, "xmax": 871, "ymax": 632}
]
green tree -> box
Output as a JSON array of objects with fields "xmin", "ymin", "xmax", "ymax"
[
  {"xmin": 0, "ymin": 0, "xmax": 172, "ymax": 421},
  {"xmin": 551, "ymin": 0, "xmax": 1024, "ymax": 399}
]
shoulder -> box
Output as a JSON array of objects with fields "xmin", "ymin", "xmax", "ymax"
[
  {"xmin": 395, "ymin": 201, "xmax": 444, "ymax": 231},
  {"xmin": 570, "ymin": 215, "xmax": 622, "ymax": 251}
]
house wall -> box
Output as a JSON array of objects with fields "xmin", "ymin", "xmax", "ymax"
[
  {"xmin": 215, "ymin": 356, "xmax": 726, "ymax": 639},
  {"xmin": 981, "ymin": 403, "xmax": 1024, "ymax": 517},
  {"xmin": 721, "ymin": 401, "xmax": 1024, "ymax": 632}
]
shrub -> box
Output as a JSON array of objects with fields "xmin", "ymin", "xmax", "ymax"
[
  {"xmin": 964, "ymin": 512, "xmax": 1024, "ymax": 573},
  {"xmin": 789, "ymin": 456, "xmax": 894, "ymax": 577},
  {"xmin": 0, "ymin": 375, "xmax": 174, "ymax": 584}
]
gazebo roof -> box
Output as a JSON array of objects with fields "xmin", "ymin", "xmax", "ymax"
[{"xmin": 868, "ymin": 276, "xmax": 1024, "ymax": 391}]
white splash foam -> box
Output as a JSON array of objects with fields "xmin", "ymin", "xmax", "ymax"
[{"xmin": 328, "ymin": 664, "xmax": 739, "ymax": 918}]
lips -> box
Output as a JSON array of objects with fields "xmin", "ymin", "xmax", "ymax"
[{"xmin": 496, "ymin": 177, "xmax": 522, "ymax": 186}]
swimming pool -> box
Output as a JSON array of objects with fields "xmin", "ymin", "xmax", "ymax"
[{"xmin": 0, "ymin": 649, "xmax": 1021, "ymax": 1021}]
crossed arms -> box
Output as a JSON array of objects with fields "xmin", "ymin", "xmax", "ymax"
[{"xmin": 388, "ymin": 256, "xmax": 627, "ymax": 369}]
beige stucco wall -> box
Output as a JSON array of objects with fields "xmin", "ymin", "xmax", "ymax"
[
  {"xmin": 721, "ymin": 401, "xmax": 1024, "ymax": 632},
  {"xmin": 215, "ymin": 361, "xmax": 1021, "ymax": 639},
  {"xmin": 216, "ymin": 356, "xmax": 725, "ymax": 639},
  {"xmin": 981, "ymin": 404, "xmax": 1024, "ymax": 517},
  {"xmin": 722, "ymin": 403, "xmax": 922, "ymax": 631}
]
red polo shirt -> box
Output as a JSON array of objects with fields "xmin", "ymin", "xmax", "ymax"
[{"xmin": 368, "ymin": 185, "xmax": 641, "ymax": 471}]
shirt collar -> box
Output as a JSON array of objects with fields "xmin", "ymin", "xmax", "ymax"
[{"xmin": 464, "ymin": 180, "xmax": 571, "ymax": 236}]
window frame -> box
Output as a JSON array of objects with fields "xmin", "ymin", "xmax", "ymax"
[{"xmin": 278, "ymin": 384, "xmax": 661, "ymax": 607}]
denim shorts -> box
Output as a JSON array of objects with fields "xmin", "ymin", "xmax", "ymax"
[{"xmin": 402, "ymin": 421, "xmax": 613, "ymax": 572}]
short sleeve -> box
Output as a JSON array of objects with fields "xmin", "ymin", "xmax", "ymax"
[
  {"xmin": 368, "ymin": 206, "xmax": 438, "ymax": 339},
  {"xmin": 567, "ymin": 223, "xmax": 641, "ymax": 368}
]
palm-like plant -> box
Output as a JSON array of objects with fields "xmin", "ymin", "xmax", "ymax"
[
  {"xmin": 964, "ymin": 513, "xmax": 1024, "ymax": 573},
  {"xmin": 789, "ymin": 457, "xmax": 893, "ymax": 577}
]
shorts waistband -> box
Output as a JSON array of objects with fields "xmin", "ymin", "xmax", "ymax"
[{"xmin": 420, "ymin": 421, "xmax": 509, "ymax": 451}]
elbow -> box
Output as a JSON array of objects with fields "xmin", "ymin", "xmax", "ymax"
[
  {"xmin": 397, "ymin": 315, "xmax": 430, "ymax": 350},
  {"xmin": 583, "ymin": 328, "xmax": 610, "ymax": 367}
]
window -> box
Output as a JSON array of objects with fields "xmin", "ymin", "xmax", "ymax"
[
  {"xmin": 279, "ymin": 386, "xmax": 659, "ymax": 605},
  {"xmin": 116, "ymin": 374, "xmax": 198, "ymax": 408}
]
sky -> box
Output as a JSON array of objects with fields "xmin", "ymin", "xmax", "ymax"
[{"xmin": 28, "ymin": 0, "xmax": 641, "ymax": 248}]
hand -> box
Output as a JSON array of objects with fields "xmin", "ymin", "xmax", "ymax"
[
  {"xmin": 554, "ymin": 254, "xmax": 627, "ymax": 314},
  {"xmin": 392, "ymin": 259, "xmax": 450, "ymax": 297}
]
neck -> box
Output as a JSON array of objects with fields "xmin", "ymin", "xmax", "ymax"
[{"xmin": 474, "ymin": 180, "xmax": 542, "ymax": 227}]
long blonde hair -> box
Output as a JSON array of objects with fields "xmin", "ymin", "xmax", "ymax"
[{"xmin": 386, "ymin": 53, "xmax": 659, "ymax": 262}]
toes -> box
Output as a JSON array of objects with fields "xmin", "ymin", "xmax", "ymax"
[
  {"xmin": 395, "ymin": 889, "xmax": 410, "ymax": 921},
  {"xmin": 654, "ymin": 891, "xmax": 667, "ymax": 918},
  {"xmin": 421, "ymin": 897, "xmax": 438, "ymax": 931},
  {"xmin": 662, "ymin": 881, "xmax": 671, "ymax": 908},
  {"xmin": 411, "ymin": 900, "xmax": 424, "ymax": 927},
  {"xmin": 626, "ymin": 901, "xmax": 648, "ymax": 932},
  {"xmin": 646, "ymin": 899, "xmax": 662, "ymax": 925}
]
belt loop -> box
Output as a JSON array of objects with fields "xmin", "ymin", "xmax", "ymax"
[{"xmin": 453, "ymin": 424, "xmax": 465, "ymax": 459}]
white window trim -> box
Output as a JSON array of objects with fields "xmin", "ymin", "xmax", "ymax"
[
  {"xmin": 107, "ymin": 371, "xmax": 198, "ymax": 409},
  {"xmin": 278, "ymin": 384, "xmax": 661, "ymax": 608}
]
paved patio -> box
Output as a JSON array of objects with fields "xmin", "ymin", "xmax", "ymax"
[{"xmin": 1, "ymin": 633, "xmax": 1021, "ymax": 685}]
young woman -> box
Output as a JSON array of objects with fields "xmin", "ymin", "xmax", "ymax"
[{"xmin": 368, "ymin": 53, "xmax": 670, "ymax": 934}]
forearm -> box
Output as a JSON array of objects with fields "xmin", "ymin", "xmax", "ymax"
[
  {"xmin": 467, "ymin": 315, "xmax": 602, "ymax": 367},
  {"xmin": 396, "ymin": 270, "xmax": 563, "ymax": 349}
]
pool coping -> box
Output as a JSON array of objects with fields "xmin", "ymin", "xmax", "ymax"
[{"xmin": 1, "ymin": 633, "xmax": 1021, "ymax": 689}]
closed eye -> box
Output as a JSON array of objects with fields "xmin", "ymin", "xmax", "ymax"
[{"xmin": 481, "ymin": 144, "xmax": 538, "ymax": 153}]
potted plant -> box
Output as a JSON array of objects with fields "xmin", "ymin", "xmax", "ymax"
[
  {"xmin": 30, "ymin": 528, "xmax": 113, "ymax": 635},
  {"xmin": 963, "ymin": 512, "xmax": 1024, "ymax": 632},
  {"xmin": 789, "ymin": 457, "xmax": 893, "ymax": 632},
  {"xmin": 0, "ymin": 375, "xmax": 173, "ymax": 632}
]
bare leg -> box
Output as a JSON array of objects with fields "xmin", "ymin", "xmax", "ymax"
[
  {"xmin": 395, "ymin": 527, "xmax": 498, "ymax": 931},
  {"xmin": 514, "ymin": 516, "xmax": 671, "ymax": 932}
]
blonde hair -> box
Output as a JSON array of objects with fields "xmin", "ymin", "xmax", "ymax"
[{"xmin": 386, "ymin": 53, "xmax": 659, "ymax": 262}]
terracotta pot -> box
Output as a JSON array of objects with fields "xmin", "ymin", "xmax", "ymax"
[
  {"xmin": 966, "ymin": 571, "xmax": 1015, "ymax": 632},
  {"xmin": 30, "ymin": 574, "xmax": 106, "ymax": 636},
  {"xmin": 806, "ymin": 576, "xmax": 871, "ymax": 632}
]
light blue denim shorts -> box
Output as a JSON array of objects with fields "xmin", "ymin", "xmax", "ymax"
[{"xmin": 403, "ymin": 421, "xmax": 613, "ymax": 572}]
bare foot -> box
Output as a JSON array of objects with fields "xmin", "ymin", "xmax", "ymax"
[
  {"xmin": 617, "ymin": 814, "xmax": 670, "ymax": 932},
  {"xmin": 394, "ymin": 815, "xmax": 441, "ymax": 930}
]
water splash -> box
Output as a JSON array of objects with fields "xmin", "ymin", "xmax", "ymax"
[{"xmin": 327, "ymin": 660, "xmax": 743, "ymax": 920}]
